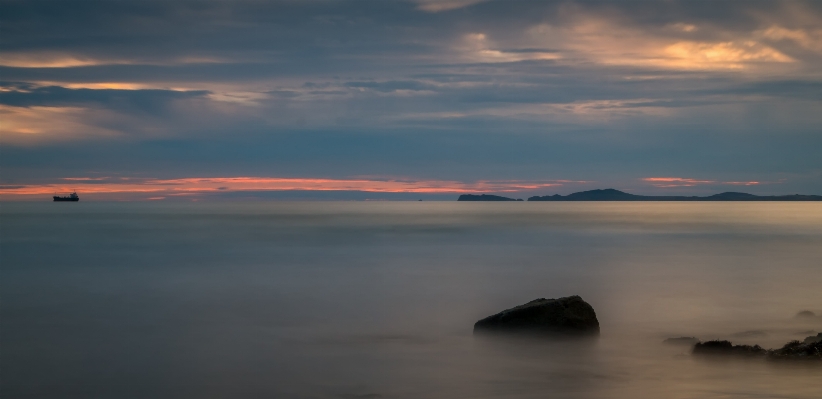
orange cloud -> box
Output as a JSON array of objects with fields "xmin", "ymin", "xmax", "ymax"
[
  {"xmin": 0, "ymin": 105, "xmax": 122, "ymax": 144},
  {"xmin": 661, "ymin": 40, "xmax": 793, "ymax": 69},
  {"xmin": 0, "ymin": 176, "xmax": 587, "ymax": 200},
  {"xmin": 643, "ymin": 177, "xmax": 715, "ymax": 187},
  {"xmin": 0, "ymin": 51, "xmax": 231, "ymax": 68},
  {"xmin": 520, "ymin": 8, "xmax": 800, "ymax": 73},
  {"xmin": 0, "ymin": 53, "xmax": 104, "ymax": 68}
]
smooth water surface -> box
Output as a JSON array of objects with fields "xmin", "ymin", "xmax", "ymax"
[{"xmin": 2, "ymin": 202, "xmax": 821, "ymax": 398}]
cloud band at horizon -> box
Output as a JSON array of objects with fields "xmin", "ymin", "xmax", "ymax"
[
  {"xmin": 0, "ymin": 177, "xmax": 575, "ymax": 200},
  {"xmin": 0, "ymin": 176, "xmax": 769, "ymax": 201}
]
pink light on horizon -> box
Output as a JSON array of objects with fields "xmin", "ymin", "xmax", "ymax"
[
  {"xmin": 642, "ymin": 177, "xmax": 715, "ymax": 187},
  {"xmin": 0, "ymin": 176, "xmax": 589, "ymax": 200},
  {"xmin": 642, "ymin": 177, "xmax": 762, "ymax": 188}
]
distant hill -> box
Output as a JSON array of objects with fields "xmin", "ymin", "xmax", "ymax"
[
  {"xmin": 457, "ymin": 194, "xmax": 523, "ymax": 201},
  {"xmin": 527, "ymin": 189, "xmax": 822, "ymax": 201}
]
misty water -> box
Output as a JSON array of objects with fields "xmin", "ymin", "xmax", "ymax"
[{"xmin": 2, "ymin": 202, "xmax": 821, "ymax": 398}]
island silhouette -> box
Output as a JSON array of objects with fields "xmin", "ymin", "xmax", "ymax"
[
  {"xmin": 458, "ymin": 189, "xmax": 822, "ymax": 201},
  {"xmin": 457, "ymin": 194, "xmax": 524, "ymax": 201}
]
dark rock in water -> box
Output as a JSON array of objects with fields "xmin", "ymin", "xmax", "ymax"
[
  {"xmin": 804, "ymin": 333, "xmax": 822, "ymax": 345},
  {"xmin": 769, "ymin": 339, "xmax": 822, "ymax": 360},
  {"xmin": 692, "ymin": 339, "xmax": 822, "ymax": 361},
  {"xmin": 796, "ymin": 310, "xmax": 816, "ymax": 318},
  {"xmin": 663, "ymin": 337, "xmax": 700, "ymax": 346},
  {"xmin": 473, "ymin": 296, "xmax": 599, "ymax": 337},
  {"xmin": 692, "ymin": 340, "xmax": 767, "ymax": 357}
]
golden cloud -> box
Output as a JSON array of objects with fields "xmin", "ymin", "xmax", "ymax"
[
  {"xmin": 0, "ymin": 105, "xmax": 121, "ymax": 144},
  {"xmin": 518, "ymin": 9, "xmax": 799, "ymax": 72},
  {"xmin": 662, "ymin": 41, "xmax": 793, "ymax": 69}
]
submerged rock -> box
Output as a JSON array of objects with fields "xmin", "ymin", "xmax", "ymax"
[
  {"xmin": 663, "ymin": 337, "xmax": 700, "ymax": 346},
  {"xmin": 473, "ymin": 296, "xmax": 599, "ymax": 337}
]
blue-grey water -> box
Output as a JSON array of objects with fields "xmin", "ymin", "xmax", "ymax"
[{"xmin": 2, "ymin": 202, "xmax": 821, "ymax": 398}]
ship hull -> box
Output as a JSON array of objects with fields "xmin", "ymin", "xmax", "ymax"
[{"xmin": 53, "ymin": 197, "xmax": 79, "ymax": 202}]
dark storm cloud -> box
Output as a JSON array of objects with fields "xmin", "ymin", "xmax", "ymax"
[
  {"xmin": 1, "ymin": 0, "xmax": 821, "ymax": 195},
  {"xmin": 2, "ymin": 1, "xmax": 817, "ymax": 73},
  {"xmin": 0, "ymin": 0, "xmax": 438, "ymax": 68}
]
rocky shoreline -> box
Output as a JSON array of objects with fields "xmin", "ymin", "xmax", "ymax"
[
  {"xmin": 691, "ymin": 335, "xmax": 822, "ymax": 360},
  {"xmin": 475, "ymin": 296, "xmax": 820, "ymax": 361}
]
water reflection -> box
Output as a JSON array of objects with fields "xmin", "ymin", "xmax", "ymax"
[{"xmin": 1, "ymin": 202, "xmax": 821, "ymax": 398}]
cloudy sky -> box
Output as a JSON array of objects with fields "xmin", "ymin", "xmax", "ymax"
[{"xmin": 2, "ymin": 0, "xmax": 821, "ymax": 200}]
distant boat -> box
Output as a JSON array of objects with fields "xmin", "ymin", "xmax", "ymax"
[{"xmin": 53, "ymin": 192, "xmax": 79, "ymax": 202}]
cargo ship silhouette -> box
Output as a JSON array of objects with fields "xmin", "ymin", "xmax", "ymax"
[{"xmin": 53, "ymin": 191, "xmax": 79, "ymax": 202}]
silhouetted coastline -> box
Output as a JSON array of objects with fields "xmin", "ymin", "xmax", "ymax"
[
  {"xmin": 692, "ymin": 335, "xmax": 822, "ymax": 361},
  {"xmin": 457, "ymin": 194, "xmax": 523, "ymax": 201},
  {"xmin": 457, "ymin": 188, "xmax": 822, "ymax": 201}
]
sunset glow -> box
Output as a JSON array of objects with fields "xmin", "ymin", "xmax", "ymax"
[
  {"xmin": 3, "ymin": 3, "xmax": 822, "ymax": 398},
  {"xmin": 2, "ymin": 1, "xmax": 820, "ymax": 198},
  {"xmin": 0, "ymin": 177, "xmax": 579, "ymax": 200},
  {"xmin": 642, "ymin": 177, "xmax": 762, "ymax": 188}
]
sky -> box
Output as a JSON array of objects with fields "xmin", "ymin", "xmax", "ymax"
[{"xmin": 2, "ymin": 0, "xmax": 821, "ymax": 200}]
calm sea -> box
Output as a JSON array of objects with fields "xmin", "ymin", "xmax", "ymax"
[{"xmin": 2, "ymin": 202, "xmax": 821, "ymax": 398}]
